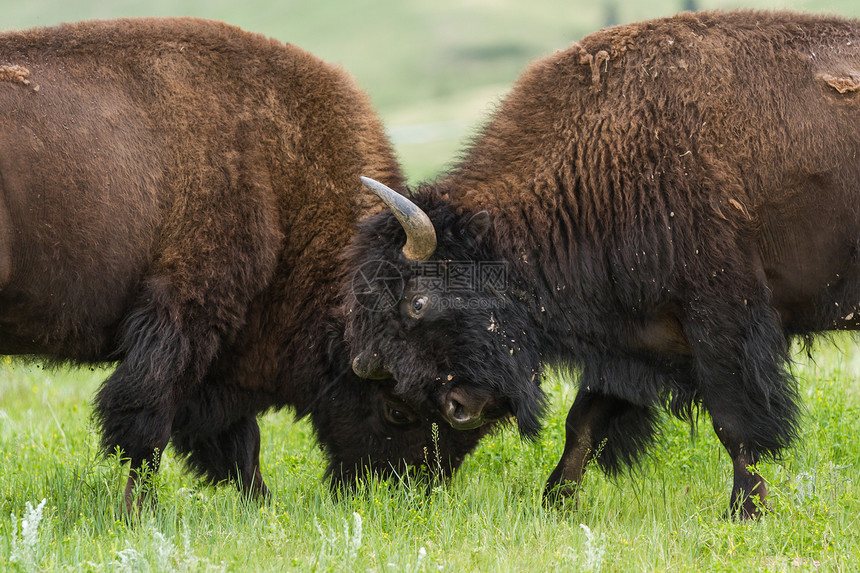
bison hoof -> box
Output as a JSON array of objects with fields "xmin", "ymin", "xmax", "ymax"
[
  {"xmin": 250, "ymin": 479, "xmax": 270, "ymax": 500},
  {"xmin": 731, "ymin": 495, "xmax": 769, "ymax": 521},
  {"xmin": 239, "ymin": 471, "xmax": 269, "ymax": 501},
  {"xmin": 542, "ymin": 479, "xmax": 580, "ymax": 509}
]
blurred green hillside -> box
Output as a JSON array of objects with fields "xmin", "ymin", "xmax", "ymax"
[{"xmin": 1, "ymin": 0, "xmax": 858, "ymax": 180}]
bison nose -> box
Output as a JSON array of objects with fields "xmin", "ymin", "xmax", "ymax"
[
  {"xmin": 444, "ymin": 393, "xmax": 485, "ymax": 430},
  {"xmin": 351, "ymin": 352, "xmax": 392, "ymax": 380}
]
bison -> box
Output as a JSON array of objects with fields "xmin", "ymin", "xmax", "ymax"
[
  {"xmin": 344, "ymin": 10, "xmax": 860, "ymax": 518},
  {"xmin": 0, "ymin": 17, "xmax": 487, "ymax": 511}
]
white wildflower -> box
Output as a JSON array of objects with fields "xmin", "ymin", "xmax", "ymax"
[
  {"xmin": 110, "ymin": 521, "xmax": 205, "ymax": 572},
  {"xmin": 113, "ymin": 547, "xmax": 144, "ymax": 573},
  {"xmin": 151, "ymin": 530, "xmax": 176, "ymax": 571},
  {"xmin": 316, "ymin": 512, "xmax": 364, "ymax": 565},
  {"xmin": 9, "ymin": 498, "xmax": 47, "ymax": 571},
  {"xmin": 347, "ymin": 512, "xmax": 362, "ymax": 560},
  {"xmin": 415, "ymin": 546, "xmax": 427, "ymax": 572},
  {"xmin": 579, "ymin": 523, "xmax": 605, "ymax": 572}
]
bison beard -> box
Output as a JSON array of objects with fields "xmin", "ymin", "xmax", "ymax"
[
  {"xmin": 344, "ymin": 10, "xmax": 860, "ymax": 519},
  {"xmin": 0, "ymin": 18, "xmax": 487, "ymax": 511}
]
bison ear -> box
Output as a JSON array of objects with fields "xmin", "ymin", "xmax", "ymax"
[{"xmin": 466, "ymin": 211, "xmax": 491, "ymax": 242}]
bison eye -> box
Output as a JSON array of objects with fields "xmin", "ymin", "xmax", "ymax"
[
  {"xmin": 384, "ymin": 403, "xmax": 415, "ymax": 426},
  {"xmin": 410, "ymin": 295, "xmax": 429, "ymax": 317}
]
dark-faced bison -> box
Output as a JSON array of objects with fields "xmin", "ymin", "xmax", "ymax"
[
  {"xmin": 344, "ymin": 10, "xmax": 860, "ymax": 518},
  {"xmin": 0, "ymin": 18, "xmax": 486, "ymax": 510}
]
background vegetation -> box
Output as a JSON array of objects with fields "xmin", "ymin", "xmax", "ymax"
[{"xmin": 2, "ymin": 0, "xmax": 860, "ymax": 570}]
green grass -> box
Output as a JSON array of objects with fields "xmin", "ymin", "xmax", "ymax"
[{"xmin": 2, "ymin": 338, "xmax": 860, "ymax": 571}]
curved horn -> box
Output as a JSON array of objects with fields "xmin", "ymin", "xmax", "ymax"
[{"xmin": 360, "ymin": 176, "xmax": 437, "ymax": 261}]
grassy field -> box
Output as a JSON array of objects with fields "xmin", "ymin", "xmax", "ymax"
[
  {"xmin": 2, "ymin": 339, "xmax": 860, "ymax": 571},
  {"xmin": 2, "ymin": 0, "xmax": 860, "ymax": 571}
]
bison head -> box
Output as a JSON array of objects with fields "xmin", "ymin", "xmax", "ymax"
[
  {"xmin": 342, "ymin": 177, "xmax": 546, "ymax": 440},
  {"xmin": 311, "ymin": 373, "xmax": 494, "ymax": 489}
]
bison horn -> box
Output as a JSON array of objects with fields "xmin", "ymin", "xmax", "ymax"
[{"xmin": 360, "ymin": 176, "xmax": 437, "ymax": 261}]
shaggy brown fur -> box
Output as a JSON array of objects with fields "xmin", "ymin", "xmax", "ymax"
[
  {"xmin": 0, "ymin": 18, "xmax": 487, "ymax": 510},
  {"xmin": 344, "ymin": 10, "xmax": 860, "ymax": 519}
]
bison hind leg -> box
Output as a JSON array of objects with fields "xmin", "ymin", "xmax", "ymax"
[
  {"xmin": 172, "ymin": 414, "xmax": 268, "ymax": 498},
  {"xmin": 688, "ymin": 291, "xmax": 798, "ymax": 519}
]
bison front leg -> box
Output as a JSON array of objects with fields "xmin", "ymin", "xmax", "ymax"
[
  {"xmin": 96, "ymin": 358, "xmax": 187, "ymax": 514},
  {"xmin": 544, "ymin": 391, "xmax": 602, "ymax": 502},
  {"xmin": 544, "ymin": 390, "xmax": 656, "ymax": 505},
  {"xmin": 93, "ymin": 277, "xmax": 223, "ymax": 513},
  {"xmin": 96, "ymin": 137, "xmax": 279, "ymax": 511},
  {"xmin": 124, "ymin": 449, "xmax": 164, "ymax": 514},
  {"xmin": 711, "ymin": 420, "xmax": 768, "ymax": 519},
  {"xmin": 173, "ymin": 414, "xmax": 269, "ymax": 499}
]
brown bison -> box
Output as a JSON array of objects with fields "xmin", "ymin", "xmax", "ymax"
[
  {"xmin": 344, "ymin": 10, "xmax": 860, "ymax": 518},
  {"xmin": 0, "ymin": 18, "xmax": 486, "ymax": 510}
]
